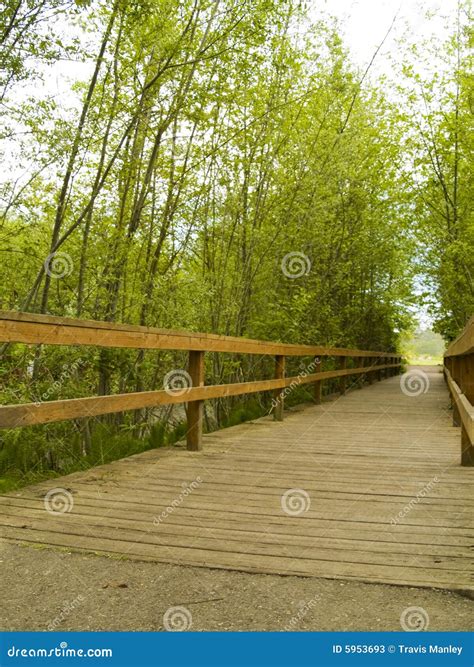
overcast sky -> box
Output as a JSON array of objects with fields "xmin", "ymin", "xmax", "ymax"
[{"xmin": 315, "ymin": 0, "xmax": 457, "ymax": 73}]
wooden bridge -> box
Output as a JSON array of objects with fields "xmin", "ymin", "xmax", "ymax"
[{"xmin": 0, "ymin": 312, "xmax": 472, "ymax": 592}]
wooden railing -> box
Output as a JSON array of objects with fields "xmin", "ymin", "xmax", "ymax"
[
  {"xmin": 0, "ymin": 311, "xmax": 402, "ymax": 450},
  {"xmin": 444, "ymin": 315, "xmax": 474, "ymax": 466}
]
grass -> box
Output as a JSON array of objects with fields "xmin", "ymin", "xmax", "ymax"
[{"xmin": 406, "ymin": 356, "xmax": 443, "ymax": 366}]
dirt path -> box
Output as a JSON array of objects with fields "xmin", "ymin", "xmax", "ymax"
[{"xmin": 1, "ymin": 542, "xmax": 471, "ymax": 631}]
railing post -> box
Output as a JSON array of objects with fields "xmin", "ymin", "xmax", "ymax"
[
  {"xmin": 452, "ymin": 357, "xmax": 461, "ymax": 426},
  {"xmin": 314, "ymin": 355, "xmax": 322, "ymax": 404},
  {"xmin": 186, "ymin": 350, "xmax": 205, "ymax": 451},
  {"xmin": 357, "ymin": 356, "xmax": 363, "ymax": 388},
  {"xmin": 461, "ymin": 425, "xmax": 474, "ymax": 466},
  {"xmin": 338, "ymin": 356, "xmax": 347, "ymax": 395},
  {"xmin": 367, "ymin": 356, "xmax": 373, "ymax": 384},
  {"xmin": 274, "ymin": 355, "xmax": 285, "ymax": 421},
  {"xmin": 461, "ymin": 353, "xmax": 474, "ymax": 465}
]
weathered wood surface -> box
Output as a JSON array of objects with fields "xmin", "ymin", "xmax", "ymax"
[
  {"xmin": 445, "ymin": 315, "xmax": 474, "ymax": 357},
  {"xmin": 0, "ymin": 310, "xmax": 397, "ymax": 358},
  {"xmin": 0, "ymin": 366, "xmax": 472, "ymax": 591},
  {"xmin": 0, "ymin": 364, "xmax": 400, "ymax": 429}
]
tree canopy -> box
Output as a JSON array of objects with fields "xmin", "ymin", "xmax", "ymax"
[{"xmin": 0, "ymin": 0, "xmax": 472, "ymax": 487}]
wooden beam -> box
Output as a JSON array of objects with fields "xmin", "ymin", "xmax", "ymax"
[
  {"xmin": 314, "ymin": 356, "xmax": 322, "ymax": 404},
  {"xmin": 444, "ymin": 367, "xmax": 474, "ymax": 466},
  {"xmin": 445, "ymin": 316, "xmax": 474, "ymax": 357},
  {"xmin": 0, "ymin": 364, "xmax": 401, "ymax": 428},
  {"xmin": 186, "ymin": 351, "xmax": 205, "ymax": 451},
  {"xmin": 367, "ymin": 356, "xmax": 374, "ymax": 385},
  {"xmin": 338, "ymin": 357, "xmax": 347, "ymax": 395},
  {"xmin": 273, "ymin": 355, "xmax": 285, "ymax": 421},
  {"xmin": 0, "ymin": 310, "xmax": 390, "ymax": 358}
]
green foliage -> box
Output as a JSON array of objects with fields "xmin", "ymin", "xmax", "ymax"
[
  {"xmin": 1, "ymin": 0, "xmax": 469, "ymax": 488},
  {"xmin": 395, "ymin": 2, "xmax": 473, "ymax": 340},
  {"xmin": 400, "ymin": 329, "xmax": 445, "ymax": 363}
]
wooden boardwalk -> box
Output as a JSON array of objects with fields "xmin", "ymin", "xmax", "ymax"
[{"xmin": 0, "ymin": 366, "xmax": 472, "ymax": 592}]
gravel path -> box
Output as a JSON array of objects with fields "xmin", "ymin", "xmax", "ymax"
[{"xmin": 1, "ymin": 542, "xmax": 471, "ymax": 632}]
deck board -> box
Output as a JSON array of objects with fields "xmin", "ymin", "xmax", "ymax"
[{"xmin": 1, "ymin": 365, "xmax": 472, "ymax": 591}]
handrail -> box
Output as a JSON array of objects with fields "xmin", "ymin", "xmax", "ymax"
[
  {"xmin": 0, "ymin": 310, "xmax": 391, "ymax": 357},
  {"xmin": 444, "ymin": 316, "xmax": 474, "ymax": 466},
  {"xmin": 445, "ymin": 315, "xmax": 474, "ymax": 357},
  {"xmin": 0, "ymin": 311, "xmax": 402, "ymax": 450}
]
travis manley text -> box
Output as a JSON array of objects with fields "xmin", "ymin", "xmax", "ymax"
[{"xmin": 398, "ymin": 645, "xmax": 463, "ymax": 655}]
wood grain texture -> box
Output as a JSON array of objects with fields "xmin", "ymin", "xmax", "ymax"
[
  {"xmin": 0, "ymin": 310, "xmax": 400, "ymax": 358},
  {"xmin": 0, "ymin": 364, "xmax": 400, "ymax": 428},
  {"xmin": 0, "ymin": 366, "xmax": 471, "ymax": 591},
  {"xmin": 445, "ymin": 368, "xmax": 474, "ymax": 445},
  {"xmin": 445, "ymin": 316, "xmax": 474, "ymax": 358}
]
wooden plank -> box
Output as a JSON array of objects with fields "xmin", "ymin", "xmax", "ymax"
[
  {"xmin": 186, "ymin": 350, "xmax": 205, "ymax": 451},
  {"xmin": 0, "ymin": 364, "xmax": 400, "ymax": 428},
  {"xmin": 445, "ymin": 316, "xmax": 474, "ymax": 357},
  {"xmin": 273, "ymin": 355, "xmax": 285, "ymax": 421},
  {"xmin": 2, "ymin": 513, "xmax": 471, "ymax": 574},
  {"xmin": 445, "ymin": 366, "xmax": 474, "ymax": 468},
  {"xmin": 445, "ymin": 369, "xmax": 474, "ymax": 444},
  {"xmin": 313, "ymin": 355, "xmax": 322, "ymax": 404},
  {"xmin": 1, "ymin": 527, "xmax": 470, "ymax": 589},
  {"xmin": 0, "ymin": 310, "xmax": 399, "ymax": 358},
  {"xmin": 2, "ymin": 499, "xmax": 471, "ymax": 549},
  {"xmin": 338, "ymin": 356, "xmax": 347, "ymax": 395},
  {"xmin": 0, "ymin": 366, "xmax": 471, "ymax": 591}
]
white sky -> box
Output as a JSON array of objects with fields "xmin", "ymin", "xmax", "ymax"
[{"xmin": 315, "ymin": 0, "xmax": 457, "ymax": 74}]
